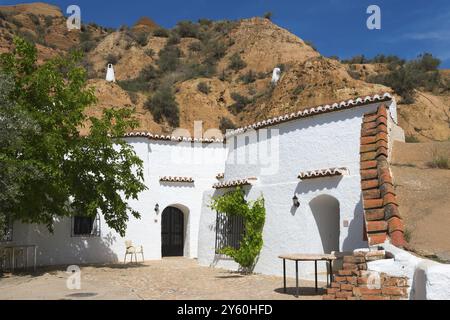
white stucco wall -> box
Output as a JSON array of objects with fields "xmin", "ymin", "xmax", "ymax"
[
  {"xmin": 11, "ymin": 138, "xmax": 227, "ymax": 266},
  {"xmin": 198, "ymin": 101, "xmax": 394, "ymax": 280},
  {"xmin": 367, "ymin": 243, "xmax": 450, "ymax": 300}
]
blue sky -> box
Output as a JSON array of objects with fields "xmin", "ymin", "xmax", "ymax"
[{"xmin": 2, "ymin": 0, "xmax": 450, "ymax": 67}]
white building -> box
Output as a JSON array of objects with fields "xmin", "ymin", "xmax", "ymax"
[{"xmin": 8, "ymin": 93, "xmax": 409, "ymax": 280}]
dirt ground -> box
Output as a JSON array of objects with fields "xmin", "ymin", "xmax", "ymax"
[
  {"xmin": 0, "ymin": 258, "xmax": 324, "ymax": 300},
  {"xmin": 391, "ymin": 141, "xmax": 450, "ymax": 262}
]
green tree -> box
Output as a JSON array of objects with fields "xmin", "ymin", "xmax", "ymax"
[{"xmin": 0, "ymin": 38, "xmax": 147, "ymax": 236}]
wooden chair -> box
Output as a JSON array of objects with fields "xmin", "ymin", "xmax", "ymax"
[{"xmin": 124, "ymin": 240, "xmax": 144, "ymax": 263}]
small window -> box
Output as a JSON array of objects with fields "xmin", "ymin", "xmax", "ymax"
[
  {"xmin": 215, "ymin": 212, "xmax": 245, "ymax": 254},
  {"xmin": 72, "ymin": 215, "xmax": 100, "ymax": 237},
  {"xmin": 1, "ymin": 217, "xmax": 13, "ymax": 242}
]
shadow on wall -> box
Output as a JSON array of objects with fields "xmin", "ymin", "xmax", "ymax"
[
  {"xmin": 31, "ymin": 224, "xmax": 119, "ymax": 266},
  {"xmin": 309, "ymin": 195, "xmax": 340, "ymax": 254},
  {"xmin": 341, "ymin": 197, "xmax": 366, "ymax": 252},
  {"xmin": 291, "ymin": 177, "xmax": 343, "ymax": 216},
  {"xmin": 159, "ymin": 182, "xmax": 195, "ymax": 189}
]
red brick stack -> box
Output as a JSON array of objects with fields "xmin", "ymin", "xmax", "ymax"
[{"xmin": 323, "ymin": 250, "xmax": 409, "ymax": 300}]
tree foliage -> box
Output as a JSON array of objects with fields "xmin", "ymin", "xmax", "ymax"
[
  {"xmin": 0, "ymin": 37, "xmax": 147, "ymax": 236},
  {"xmin": 209, "ymin": 187, "xmax": 266, "ymax": 272}
]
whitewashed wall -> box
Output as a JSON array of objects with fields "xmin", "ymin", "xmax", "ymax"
[
  {"xmin": 198, "ymin": 101, "xmax": 396, "ymax": 280},
  {"xmin": 11, "ymin": 138, "xmax": 226, "ymax": 266}
]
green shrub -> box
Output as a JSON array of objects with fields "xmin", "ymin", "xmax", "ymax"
[
  {"xmin": 144, "ymin": 85, "xmax": 180, "ymax": 127},
  {"xmin": 167, "ymin": 33, "xmax": 181, "ymax": 46},
  {"xmin": 153, "ymin": 27, "xmax": 170, "ymax": 37},
  {"xmin": 229, "ymin": 92, "xmax": 251, "ymax": 114},
  {"xmin": 43, "ymin": 15, "xmax": 53, "ymax": 27},
  {"xmin": 219, "ymin": 117, "xmax": 236, "ymax": 133},
  {"xmin": 239, "ymin": 70, "xmax": 256, "ymax": 84},
  {"xmin": 80, "ymin": 40, "xmax": 96, "ymax": 53},
  {"xmin": 203, "ymin": 39, "xmax": 227, "ymax": 62},
  {"xmin": 17, "ymin": 30, "xmax": 36, "ymax": 44},
  {"xmin": 28, "ymin": 13, "xmax": 40, "ymax": 26},
  {"xmin": 197, "ymin": 81, "xmax": 210, "ymax": 94},
  {"xmin": 263, "ymin": 12, "xmax": 273, "ymax": 20},
  {"xmin": 139, "ymin": 64, "xmax": 159, "ymax": 81},
  {"xmin": 188, "ymin": 41, "xmax": 203, "ymax": 52},
  {"xmin": 209, "ymin": 187, "xmax": 266, "ymax": 272},
  {"xmin": 175, "ymin": 20, "xmax": 200, "ymax": 38},
  {"xmin": 304, "ymin": 40, "xmax": 317, "ymax": 51},
  {"xmin": 367, "ymin": 53, "xmax": 441, "ymax": 103},
  {"xmin": 10, "ymin": 17, "xmax": 23, "ymax": 28},
  {"xmin": 135, "ymin": 32, "xmax": 149, "ymax": 46},
  {"xmin": 106, "ymin": 53, "xmax": 119, "ymax": 65},
  {"xmin": 198, "ymin": 18, "xmax": 213, "ymax": 27},
  {"xmin": 228, "ymin": 53, "xmax": 246, "ymax": 71},
  {"xmin": 405, "ymin": 135, "xmax": 419, "ymax": 143},
  {"xmin": 157, "ymin": 45, "xmax": 182, "ymax": 72},
  {"xmin": 117, "ymin": 78, "xmax": 150, "ymax": 92},
  {"xmin": 427, "ymin": 149, "xmax": 449, "ymax": 169},
  {"xmin": 144, "ymin": 48, "xmax": 155, "ymax": 57}
]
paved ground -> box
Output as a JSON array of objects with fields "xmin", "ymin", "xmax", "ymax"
[{"xmin": 0, "ymin": 258, "xmax": 325, "ymax": 300}]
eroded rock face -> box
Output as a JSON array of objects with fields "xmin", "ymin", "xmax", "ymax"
[{"xmin": 1, "ymin": 4, "xmax": 448, "ymax": 141}]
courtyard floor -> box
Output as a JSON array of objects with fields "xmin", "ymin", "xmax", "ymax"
[{"xmin": 0, "ymin": 258, "xmax": 325, "ymax": 300}]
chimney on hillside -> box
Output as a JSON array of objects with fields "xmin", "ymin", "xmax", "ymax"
[{"xmin": 106, "ymin": 64, "xmax": 116, "ymax": 83}]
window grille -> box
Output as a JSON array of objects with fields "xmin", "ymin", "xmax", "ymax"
[
  {"xmin": 0, "ymin": 217, "xmax": 13, "ymax": 242},
  {"xmin": 71, "ymin": 215, "xmax": 101, "ymax": 237},
  {"xmin": 215, "ymin": 212, "xmax": 245, "ymax": 254}
]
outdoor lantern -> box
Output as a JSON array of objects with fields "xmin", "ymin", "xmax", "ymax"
[
  {"xmin": 154, "ymin": 203, "xmax": 159, "ymax": 213},
  {"xmin": 292, "ymin": 195, "xmax": 300, "ymax": 207}
]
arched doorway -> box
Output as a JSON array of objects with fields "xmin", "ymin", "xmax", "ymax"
[
  {"xmin": 161, "ymin": 206, "xmax": 184, "ymax": 257},
  {"xmin": 309, "ymin": 195, "xmax": 340, "ymax": 254}
]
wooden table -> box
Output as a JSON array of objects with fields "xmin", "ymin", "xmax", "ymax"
[
  {"xmin": 278, "ymin": 253, "xmax": 337, "ymax": 297},
  {"xmin": 0, "ymin": 244, "xmax": 37, "ymax": 272}
]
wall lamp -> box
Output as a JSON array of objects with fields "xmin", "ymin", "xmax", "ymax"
[
  {"xmin": 292, "ymin": 195, "xmax": 300, "ymax": 208},
  {"xmin": 154, "ymin": 203, "xmax": 159, "ymax": 214}
]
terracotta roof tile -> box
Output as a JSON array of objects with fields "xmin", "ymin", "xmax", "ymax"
[
  {"xmin": 216, "ymin": 173, "xmax": 224, "ymax": 179},
  {"xmin": 361, "ymin": 160, "xmax": 378, "ymax": 170},
  {"xmin": 123, "ymin": 131, "xmax": 224, "ymax": 143},
  {"xmin": 160, "ymin": 176, "xmax": 194, "ymax": 183},
  {"xmin": 365, "ymin": 209, "xmax": 385, "ymax": 221},
  {"xmin": 225, "ymin": 93, "xmax": 393, "ymax": 137},
  {"xmin": 298, "ymin": 167, "xmax": 348, "ymax": 180},
  {"xmin": 361, "ymin": 179, "xmax": 379, "ymax": 190},
  {"xmin": 360, "ymin": 105, "xmax": 406, "ymax": 248},
  {"xmin": 367, "ymin": 221, "xmax": 388, "ymax": 233},
  {"xmin": 364, "ymin": 199, "xmax": 384, "ymax": 210},
  {"xmin": 213, "ymin": 177, "xmax": 257, "ymax": 189}
]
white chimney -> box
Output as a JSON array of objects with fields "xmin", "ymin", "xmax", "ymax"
[
  {"xmin": 271, "ymin": 67, "xmax": 281, "ymax": 85},
  {"xmin": 106, "ymin": 64, "xmax": 116, "ymax": 83}
]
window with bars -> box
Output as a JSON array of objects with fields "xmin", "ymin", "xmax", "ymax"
[
  {"xmin": 71, "ymin": 215, "xmax": 101, "ymax": 237},
  {"xmin": 1, "ymin": 217, "xmax": 13, "ymax": 242},
  {"xmin": 215, "ymin": 212, "xmax": 245, "ymax": 254}
]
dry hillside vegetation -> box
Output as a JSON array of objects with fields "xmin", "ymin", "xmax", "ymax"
[{"xmin": 0, "ymin": 3, "xmax": 448, "ymax": 139}]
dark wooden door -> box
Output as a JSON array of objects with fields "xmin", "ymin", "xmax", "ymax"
[{"xmin": 161, "ymin": 207, "xmax": 184, "ymax": 257}]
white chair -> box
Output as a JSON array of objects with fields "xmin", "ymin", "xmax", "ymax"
[{"xmin": 124, "ymin": 240, "xmax": 144, "ymax": 263}]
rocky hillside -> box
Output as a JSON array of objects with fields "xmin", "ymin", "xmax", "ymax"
[{"xmin": 0, "ymin": 2, "xmax": 449, "ymax": 141}]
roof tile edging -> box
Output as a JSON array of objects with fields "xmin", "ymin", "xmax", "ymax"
[
  {"xmin": 120, "ymin": 93, "xmax": 393, "ymax": 143},
  {"xmin": 360, "ymin": 104, "xmax": 406, "ymax": 248},
  {"xmin": 225, "ymin": 93, "xmax": 393, "ymax": 137}
]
